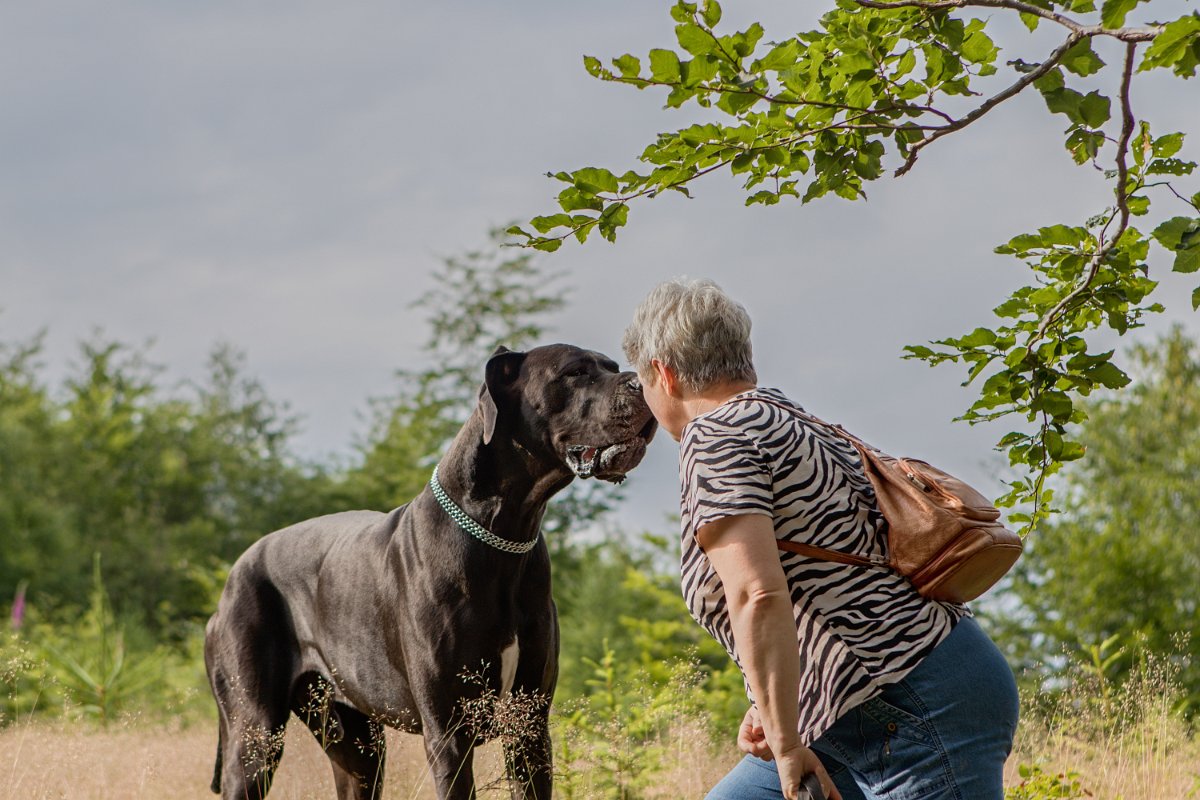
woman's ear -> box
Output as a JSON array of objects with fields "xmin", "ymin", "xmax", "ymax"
[{"xmin": 651, "ymin": 359, "xmax": 680, "ymax": 397}]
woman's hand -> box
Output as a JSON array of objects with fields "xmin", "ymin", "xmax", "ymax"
[
  {"xmin": 737, "ymin": 708, "xmax": 841, "ymax": 799},
  {"xmin": 774, "ymin": 742, "xmax": 841, "ymax": 800},
  {"xmin": 738, "ymin": 705, "xmax": 773, "ymax": 760}
]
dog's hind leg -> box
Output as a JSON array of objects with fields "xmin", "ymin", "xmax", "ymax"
[
  {"xmin": 205, "ymin": 580, "xmax": 295, "ymax": 799},
  {"xmin": 208, "ymin": 666, "xmax": 290, "ymax": 800}
]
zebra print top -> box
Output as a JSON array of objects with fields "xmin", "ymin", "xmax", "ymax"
[{"xmin": 679, "ymin": 387, "xmax": 969, "ymax": 745}]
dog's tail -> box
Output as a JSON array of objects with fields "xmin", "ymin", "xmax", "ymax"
[{"xmin": 211, "ymin": 723, "xmax": 223, "ymax": 794}]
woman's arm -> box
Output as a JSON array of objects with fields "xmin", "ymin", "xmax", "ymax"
[{"xmin": 698, "ymin": 514, "xmax": 841, "ymax": 800}]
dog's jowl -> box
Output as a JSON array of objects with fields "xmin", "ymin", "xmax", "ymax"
[{"xmin": 204, "ymin": 344, "xmax": 656, "ymax": 800}]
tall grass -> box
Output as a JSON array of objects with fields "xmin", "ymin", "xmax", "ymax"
[
  {"xmin": 1005, "ymin": 641, "xmax": 1200, "ymax": 799},
  {"xmin": 3, "ymin": 638, "xmax": 1198, "ymax": 798}
]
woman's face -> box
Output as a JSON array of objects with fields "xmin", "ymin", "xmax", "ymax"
[{"xmin": 637, "ymin": 362, "xmax": 687, "ymax": 442}]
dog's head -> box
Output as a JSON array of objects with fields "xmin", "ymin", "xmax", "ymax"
[{"xmin": 478, "ymin": 344, "xmax": 657, "ymax": 484}]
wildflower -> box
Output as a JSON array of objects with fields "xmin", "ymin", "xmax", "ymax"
[{"xmin": 11, "ymin": 581, "xmax": 27, "ymax": 632}]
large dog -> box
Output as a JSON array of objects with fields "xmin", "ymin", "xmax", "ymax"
[{"xmin": 204, "ymin": 344, "xmax": 656, "ymax": 800}]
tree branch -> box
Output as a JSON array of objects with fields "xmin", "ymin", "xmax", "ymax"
[
  {"xmin": 854, "ymin": 0, "xmax": 1163, "ymax": 42},
  {"xmin": 894, "ymin": 33, "xmax": 1082, "ymax": 177},
  {"xmin": 1033, "ymin": 42, "xmax": 1138, "ymax": 342}
]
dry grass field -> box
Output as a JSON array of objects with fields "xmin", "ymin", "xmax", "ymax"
[
  {"xmin": 0, "ymin": 719, "xmax": 500, "ymax": 800},
  {"xmin": 2, "ymin": 713, "xmax": 1198, "ymax": 799},
  {"xmin": 0, "ymin": 718, "xmax": 740, "ymax": 800}
]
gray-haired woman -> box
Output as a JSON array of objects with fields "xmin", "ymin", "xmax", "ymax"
[{"xmin": 623, "ymin": 279, "xmax": 1018, "ymax": 800}]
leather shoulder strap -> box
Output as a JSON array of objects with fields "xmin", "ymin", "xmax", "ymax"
[{"xmin": 776, "ymin": 538, "xmax": 884, "ymax": 568}]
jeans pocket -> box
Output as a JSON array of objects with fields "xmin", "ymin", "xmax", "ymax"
[{"xmin": 861, "ymin": 690, "xmax": 935, "ymax": 749}]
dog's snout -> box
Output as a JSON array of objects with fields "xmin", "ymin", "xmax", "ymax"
[{"xmin": 623, "ymin": 373, "xmax": 642, "ymax": 394}]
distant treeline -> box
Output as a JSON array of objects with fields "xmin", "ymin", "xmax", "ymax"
[{"xmin": 2, "ymin": 234, "xmax": 1198, "ymax": 727}]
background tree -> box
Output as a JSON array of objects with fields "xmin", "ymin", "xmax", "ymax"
[
  {"xmin": 0, "ymin": 334, "xmax": 327, "ymax": 634},
  {"xmin": 992, "ymin": 326, "xmax": 1200, "ymax": 706},
  {"xmin": 510, "ymin": 0, "xmax": 1200, "ymax": 529}
]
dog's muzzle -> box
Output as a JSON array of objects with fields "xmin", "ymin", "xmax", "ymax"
[{"xmin": 565, "ymin": 416, "xmax": 657, "ymax": 484}]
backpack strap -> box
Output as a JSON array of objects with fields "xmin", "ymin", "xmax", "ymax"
[{"xmin": 775, "ymin": 539, "xmax": 887, "ymax": 568}]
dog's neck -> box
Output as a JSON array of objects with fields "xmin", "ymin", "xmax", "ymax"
[{"xmin": 432, "ymin": 413, "xmax": 573, "ymax": 549}]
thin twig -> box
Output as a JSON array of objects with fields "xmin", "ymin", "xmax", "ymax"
[
  {"xmin": 895, "ymin": 33, "xmax": 1082, "ymax": 176},
  {"xmin": 855, "ymin": 0, "xmax": 1162, "ymax": 42}
]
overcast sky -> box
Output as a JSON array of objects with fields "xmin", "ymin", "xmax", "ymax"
[{"xmin": 3, "ymin": 1, "xmax": 1197, "ymax": 536}]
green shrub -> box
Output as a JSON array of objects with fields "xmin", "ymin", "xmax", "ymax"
[{"xmin": 1005, "ymin": 764, "xmax": 1091, "ymax": 799}]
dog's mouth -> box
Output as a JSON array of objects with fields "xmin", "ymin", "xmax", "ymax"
[{"xmin": 565, "ymin": 417, "xmax": 657, "ymax": 484}]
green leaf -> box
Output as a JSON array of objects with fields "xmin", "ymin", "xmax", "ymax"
[
  {"xmin": 1034, "ymin": 66, "xmax": 1064, "ymax": 93},
  {"xmin": 573, "ymin": 167, "xmax": 620, "ymax": 194},
  {"xmin": 1041, "ymin": 87, "xmax": 1084, "ymax": 121},
  {"xmin": 1066, "ymin": 127, "xmax": 1105, "ymax": 164},
  {"xmin": 961, "ymin": 29, "xmax": 999, "ymax": 64},
  {"xmin": 682, "ymin": 55, "xmax": 719, "ymax": 86},
  {"xmin": 1101, "ymin": 0, "xmax": 1140, "ymax": 28},
  {"xmin": 758, "ymin": 39, "xmax": 802, "ymax": 71},
  {"xmin": 702, "ymin": 0, "xmax": 722, "ymax": 27},
  {"xmin": 1139, "ymin": 13, "xmax": 1200, "ymax": 77},
  {"xmin": 583, "ymin": 55, "xmax": 603, "ymax": 78},
  {"xmin": 649, "ymin": 49, "xmax": 682, "ymax": 82},
  {"xmin": 1192, "ymin": 286, "xmax": 1200, "ymax": 310},
  {"xmin": 676, "ymin": 23, "xmax": 715, "ymax": 56},
  {"xmin": 1078, "ymin": 91, "xmax": 1111, "ymax": 128},
  {"xmin": 1058, "ymin": 439, "xmax": 1086, "ymax": 461},
  {"xmin": 1045, "ymin": 428, "xmax": 1065, "ymax": 458},
  {"xmin": 558, "ymin": 187, "xmax": 605, "ymax": 213},
  {"xmin": 1176, "ymin": 247, "xmax": 1200, "ymax": 274},
  {"xmin": 531, "ymin": 238, "xmax": 564, "ymax": 253},
  {"xmin": 613, "ymin": 54, "xmax": 641, "ymax": 79},
  {"xmin": 670, "ymin": 2, "xmax": 697, "ymax": 24},
  {"xmin": 529, "ymin": 213, "xmax": 572, "ymax": 234},
  {"xmin": 1062, "ymin": 39, "xmax": 1106, "ymax": 77},
  {"xmin": 730, "ymin": 23, "xmax": 765, "ymax": 58},
  {"xmin": 1152, "ymin": 216, "xmax": 1200, "ymax": 250},
  {"xmin": 1088, "ymin": 362, "xmax": 1131, "ymax": 389},
  {"xmin": 1041, "ymin": 391, "xmax": 1074, "ymax": 421},
  {"xmin": 1152, "ymin": 132, "xmax": 1185, "ymax": 158},
  {"xmin": 597, "ymin": 202, "xmax": 629, "ymax": 242},
  {"xmin": 959, "ymin": 327, "xmax": 999, "ymax": 347},
  {"xmin": 1147, "ymin": 157, "xmax": 1196, "ymax": 176},
  {"xmin": 716, "ymin": 90, "xmax": 759, "ymax": 115},
  {"xmin": 1019, "ymin": 12, "xmax": 1041, "ymax": 31}
]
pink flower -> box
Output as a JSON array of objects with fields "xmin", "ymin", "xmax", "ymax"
[{"xmin": 11, "ymin": 582, "xmax": 26, "ymax": 631}]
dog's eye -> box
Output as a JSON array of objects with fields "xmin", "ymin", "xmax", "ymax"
[{"xmin": 565, "ymin": 367, "xmax": 589, "ymax": 379}]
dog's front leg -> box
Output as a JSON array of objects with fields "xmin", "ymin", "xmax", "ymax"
[
  {"xmin": 422, "ymin": 721, "xmax": 479, "ymax": 800},
  {"xmin": 503, "ymin": 712, "xmax": 552, "ymax": 800}
]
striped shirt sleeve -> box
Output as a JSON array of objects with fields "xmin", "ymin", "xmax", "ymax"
[{"xmin": 682, "ymin": 420, "xmax": 774, "ymax": 535}]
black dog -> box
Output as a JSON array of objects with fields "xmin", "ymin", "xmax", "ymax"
[{"xmin": 204, "ymin": 344, "xmax": 656, "ymax": 799}]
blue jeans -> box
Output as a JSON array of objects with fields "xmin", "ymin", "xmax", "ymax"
[{"xmin": 705, "ymin": 616, "xmax": 1019, "ymax": 800}]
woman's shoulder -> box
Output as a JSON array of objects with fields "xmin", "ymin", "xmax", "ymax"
[
  {"xmin": 681, "ymin": 388, "xmax": 804, "ymax": 445},
  {"xmin": 703, "ymin": 387, "xmax": 805, "ymax": 425}
]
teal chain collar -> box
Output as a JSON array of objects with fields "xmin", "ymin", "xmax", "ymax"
[{"xmin": 429, "ymin": 465, "xmax": 540, "ymax": 555}]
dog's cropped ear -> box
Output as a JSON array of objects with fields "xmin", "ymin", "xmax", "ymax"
[{"xmin": 479, "ymin": 347, "xmax": 526, "ymax": 445}]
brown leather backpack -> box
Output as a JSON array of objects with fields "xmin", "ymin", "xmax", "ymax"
[{"xmin": 753, "ymin": 399, "xmax": 1023, "ymax": 603}]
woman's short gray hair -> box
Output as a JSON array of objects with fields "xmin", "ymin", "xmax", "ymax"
[{"xmin": 623, "ymin": 278, "xmax": 757, "ymax": 393}]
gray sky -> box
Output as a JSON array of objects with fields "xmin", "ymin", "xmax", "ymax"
[{"xmin": 3, "ymin": 1, "xmax": 1198, "ymax": 536}]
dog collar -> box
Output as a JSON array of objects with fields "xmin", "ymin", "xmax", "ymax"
[{"xmin": 429, "ymin": 466, "xmax": 540, "ymax": 555}]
